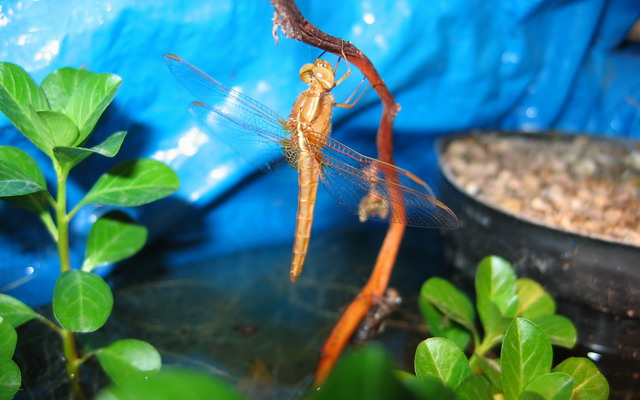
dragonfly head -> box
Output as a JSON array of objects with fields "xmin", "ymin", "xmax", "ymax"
[{"xmin": 299, "ymin": 59, "xmax": 335, "ymax": 91}]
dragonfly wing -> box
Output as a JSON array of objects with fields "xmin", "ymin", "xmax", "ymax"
[
  {"xmin": 189, "ymin": 102, "xmax": 290, "ymax": 170},
  {"xmin": 166, "ymin": 54, "xmax": 293, "ymax": 170},
  {"xmin": 315, "ymin": 136, "xmax": 458, "ymax": 229},
  {"xmin": 165, "ymin": 54, "xmax": 284, "ymax": 131}
]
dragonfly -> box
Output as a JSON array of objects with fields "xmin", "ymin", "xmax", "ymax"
[{"xmin": 165, "ymin": 54, "xmax": 458, "ymax": 282}]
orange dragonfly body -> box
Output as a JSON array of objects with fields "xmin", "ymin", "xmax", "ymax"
[{"xmin": 165, "ymin": 54, "xmax": 457, "ymax": 281}]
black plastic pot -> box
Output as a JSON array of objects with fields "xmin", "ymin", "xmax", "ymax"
[
  {"xmin": 436, "ymin": 131, "xmax": 640, "ymax": 397},
  {"xmin": 437, "ymin": 131, "xmax": 639, "ymax": 316}
]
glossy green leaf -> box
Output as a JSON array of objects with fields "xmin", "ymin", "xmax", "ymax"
[
  {"xmin": 455, "ymin": 374, "xmax": 492, "ymax": 400},
  {"xmin": 81, "ymin": 159, "xmax": 180, "ymax": 207},
  {"xmin": 36, "ymin": 110, "xmax": 79, "ymax": 150},
  {"xmin": 420, "ymin": 277, "xmax": 476, "ymax": 333},
  {"xmin": 0, "ymin": 146, "xmax": 47, "ymax": 196},
  {"xmin": 533, "ymin": 315, "xmax": 577, "ymax": 349},
  {"xmin": 97, "ymin": 339, "xmax": 161, "ymax": 387},
  {"xmin": 520, "ymin": 372, "xmax": 574, "ymax": 400},
  {"xmin": 415, "ymin": 337, "xmax": 470, "ymax": 390},
  {"xmin": 475, "ymin": 355, "xmax": 502, "ymax": 391},
  {"xmin": 0, "ymin": 293, "xmax": 42, "ymax": 327},
  {"xmin": 0, "ymin": 359, "xmax": 21, "ymax": 400},
  {"xmin": 479, "ymin": 300, "xmax": 512, "ymax": 349},
  {"xmin": 476, "ymin": 256, "xmax": 519, "ymax": 339},
  {"xmin": 82, "ymin": 211, "xmax": 148, "ymax": 272},
  {"xmin": 516, "ymin": 278, "xmax": 556, "ymax": 320},
  {"xmin": 41, "ymin": 67, "xmax": 122, "ymax": 143},
  {"xmin": 53, "ymin": 130, "xmax": 127, "ymax": 171},
  {"xmin": 53, "ymin": 270, "xmax": 114, "ymax": 332},
  {"xmin": 95, "ymin": 367, "xmax": 244, "ymax": 400},
  {"xmin": 419, "ymin": 299, "xmax": 471, "ymax": 351},
  {"xmin": 0, "ymin": 62, "xmax": 52, "ymax": 153},
  {"xmin": 476, "ymin": 256, "xmax": 519, "ymax": 317},
  {"xmin": 0, "ymin": 317, "xmax": 17, "ymax": 360},
  {"xmin": 553, "ymin": 358, "xmax": 609, "ymax": 400},
  {"xmin": 316, "ymin": 345, "xmax": 416, "ymax": 400},
  {"xmin": 501, "ymin": 318, "xmax": 552, "ymax": 400}
]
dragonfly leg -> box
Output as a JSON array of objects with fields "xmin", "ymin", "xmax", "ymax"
[
  {"xmin": 335, "ymin": 78, "xmax": 370, "ymax": 109},
  {"xmin": 333, "ymin": 49, "xmax": 370, "ymax": 109},
  {"xmin": 334, "ymin": 49, "xmax": 351, "ymax": 87}
]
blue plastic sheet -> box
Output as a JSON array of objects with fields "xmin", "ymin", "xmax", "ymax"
[{"xmin": 1, "ymin": 0, "xmax": 639, "ymax": 306}]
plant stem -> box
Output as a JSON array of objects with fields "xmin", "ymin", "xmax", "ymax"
[
  {"xmin": 61, "ymin": 329, "xmax": 86, "ymax": 400},
  {"xmin": 55, "ymin": 167, "xmax": 71, "ymax": 272},
  {"xmin": 54, "ymin": 163, "xmax": 85, "ymax": 399},
  {"xmin": 39, "ymin": 316, "xmax": 62, "ymax": 334},
  {"xmin": 39, "ymin": 211, "xmax": 58, "ymax": 241},
  {"xmin": 469, "ymin": 333, "xmax": 503, "ymax": 373}
]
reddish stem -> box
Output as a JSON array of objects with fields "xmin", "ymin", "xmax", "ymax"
[{"xmin": 270, "ymin": 0, "xmax": 405, "ymax": 385}]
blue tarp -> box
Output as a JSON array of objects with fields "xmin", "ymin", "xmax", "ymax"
[{"xmin": 1, "ymin": 0, "xmax": 639, "ymax": 306}]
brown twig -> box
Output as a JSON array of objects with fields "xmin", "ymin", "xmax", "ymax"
[{"xmin": 270, "ymin": 0, "xmax": 406, "ymax": 385}]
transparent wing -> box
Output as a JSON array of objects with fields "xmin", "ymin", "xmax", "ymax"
[
  {"xmin": 165, "ymin": 54, "xmax": 291, "ymax": 168},
  {"xmin": 166, "ymin": 54, "xmax": 457, "ymax": 228},
  {"xmin": 311, "ymin": 136, "xmax": 459, "ymax": 228},
  {"xmin": 188, "ymin": 102, "xmax": 290, "ymax": 169}
]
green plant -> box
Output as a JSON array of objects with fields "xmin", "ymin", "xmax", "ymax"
[
  {"xmin": 412, "ymin": 255, "xmax": 609, "ymax": 399},
  {"xmin": 307, "ymin": 256, "xmax": 609, "ymax": 400},
  {"xmin": 96, "ymin": 367, "xmax": 245, "ymax": 400},
  {"xmin": 0, "ymin": 62, "xmax": 180, "ymax": 399}
]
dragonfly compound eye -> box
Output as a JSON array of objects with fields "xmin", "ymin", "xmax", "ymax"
[
  {"xmin": 312, "ymin": 66, "xmax": 335, "ymax": 90},
  {"xmin": 299, "ymin": 63, "xmax": 315, "ymax": 83}
]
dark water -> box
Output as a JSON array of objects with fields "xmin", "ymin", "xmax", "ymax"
[
  {"xmin": 14, "ymin": 226, "xmax": 443, "ymax": 399},
  {"xmin": 13, "ymin": 226, "xmax": 639, "ymax": 399}
]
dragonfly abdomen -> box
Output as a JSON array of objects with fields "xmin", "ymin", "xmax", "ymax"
[{"xmin": 290, "ymin": 152, "xmax": 320, "ymax": 281}]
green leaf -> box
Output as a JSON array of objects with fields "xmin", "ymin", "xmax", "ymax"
[
  {"xmin": 420, "ymin": 277, "xmax": 476, "ymax": 333},
  {"xmin": 552, "ymin": 358, "xmax": 609, "ymax": 400},
  {"xmin": 36, "ymin": 110, "xmax": 79, "ymax": 150},
  {"xmin": 97, "ymin": 339, "xmax": 161, "ymax": 387},
  {"xmin": 0, "ymin": 359, "xmax": 21, "ymax": 400},
  {"xmin": 533, "ymin": 315, "xmax": 577, "ymax": 349},
  {"xmin": 520, "ymin": 372, "xmax": 574, "ymax": 400},
  {"xmin": 2, "ymin": 190, "xmax": 49, "ymax": 214},
  {"xmin": 82, "ymin": 211, "xmax": 148, "ymax": 272},
  {"xmin": 414, "ymin": 337, "xmax": 471, "ymax": 390},
  {"xmin": 0, "ymin": 62, "xmax": 52, "ymax": 153},
  {"xmin": 475, "ymin": 355, "xmax": 502, "ymax": 391},
  {"xmin": 397, "ymin": 370, "xmax": 460, "ymax": 400},
  {"xmin": 315, "ymin": 345, "xmax": 416, "ymax": 400},
  {"xmin": 419, "ymin": 300, "xmax": 471, "ymax": 351},
  {"xmin": 0, "ymin": 293, "xmax": 42, "ymax": 327},
  {"xmin": 53, "ymin": 130, "xmax": 127, "ymax": 171},
  {"xmin": 402, "ymin": 375, "xmax": 457, "ymax": 400},
  {"xmin": 501, "ymin": 318, "xmax": 553, "ymax": 400},
  {"xmin": 455, "ymin": 374, "xmax": 492, "ymax": 400},
  {"xmin": 480, "ymin": 302, "xmax": 511, "ymax": 349},
  {"xmin": 516, "ymin": 278, "xmax": 556, "ymax": 320},
  {"xmin": 0, "ymin": 317, "xmax": 17, "ymax": 360},
  {"xmin": 95, "ymin": 367, "xmax": 244, "ymax": 400},
  {"xmin": 476, "ymin": 256, "xmax": 519, "ymax": 339},
  {"xmin": 0, "ymin": 146, "xmax": 47, "ymax": 196},
  {"xmin": 81, "ymin": 159, "xmax": 180, "ymax": 207},
  {"xmin": 53, "ymin": 270, "xmax": 114, "ymax": 332},
  {"xmin": 41, "ymin": 67, "xmax": 122, "ymax": 143},
  {"xmin": 476, "ymin": 256, "xmax": 519, "ymax": 317}
]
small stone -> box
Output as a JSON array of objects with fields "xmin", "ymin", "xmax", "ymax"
[{"xmin": 442, "ymin": 133, "xmax": 640, "ymax": 246}]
